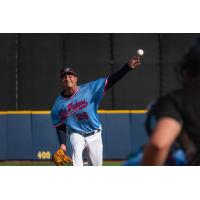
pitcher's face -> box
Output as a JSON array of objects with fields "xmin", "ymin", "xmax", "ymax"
[{"xmin": 61, "ymin": 74, "xmax": 78, "ymax": 89}]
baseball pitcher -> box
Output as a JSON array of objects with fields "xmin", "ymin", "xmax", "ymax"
[{"xmin": 51, "ymin": 56, "xmax": 141, "ymax": 166}]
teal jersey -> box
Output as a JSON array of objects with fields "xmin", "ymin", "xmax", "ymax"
[{"xmin": 51, "ymin": 77, "xmax": 107, "ymax": 134}]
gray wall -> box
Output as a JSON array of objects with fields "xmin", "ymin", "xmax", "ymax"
[
  {"xmin": 1, "ymin": 33, "xmax": 200, "ymax": 110},
  {"xmin": 0, "ymin": 34, "xmax": 16, "ymax": 110}
]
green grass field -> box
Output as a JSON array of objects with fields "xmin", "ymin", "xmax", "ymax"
[{"xmin": 0, "ymin": 160, "xmax": 123, "ymax": 166}]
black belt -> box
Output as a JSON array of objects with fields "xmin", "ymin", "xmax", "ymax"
[{"xmin": 82, "ymin": 128, "xmax": 101, "ymax": 137}]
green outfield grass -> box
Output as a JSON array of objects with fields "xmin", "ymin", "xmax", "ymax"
[{"xmin": 0, "ymin": 160, "xmax": 123, "ymax": 166}]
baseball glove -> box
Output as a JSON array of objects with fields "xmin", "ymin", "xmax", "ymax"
[{"xmin": 52, "ymin": 148, "xmax": 72, "ymax": 166}]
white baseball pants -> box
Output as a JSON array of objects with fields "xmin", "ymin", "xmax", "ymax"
[{"xmin": 69, "ymin": 130, "xmax": 103, "ymax": 166}]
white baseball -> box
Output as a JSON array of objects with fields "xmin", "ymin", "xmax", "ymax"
[{"xmin": 137, "ymin": 49, "xmax": 144, "ymax": 56}]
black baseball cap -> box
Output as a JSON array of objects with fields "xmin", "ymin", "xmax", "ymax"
[{"xmin": 60, "ymin": 67, "xmax": 77, "ymax": 77}]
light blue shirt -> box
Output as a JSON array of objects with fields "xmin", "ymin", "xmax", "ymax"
[{"xmin": 51, "ymin": 77, "xmax": 107, "ymax": 135}]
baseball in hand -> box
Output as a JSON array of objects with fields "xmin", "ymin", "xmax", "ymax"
[{"xmin": 136, "ymin": 49, "xmax": 144, "ymax": 57}]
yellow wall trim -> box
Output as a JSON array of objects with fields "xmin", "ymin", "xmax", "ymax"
[
  {"xmin": 0, "ymin": 110, "xmax": 148, "ymax": 115},
  {"xmin": 97, "ymin": 110, "xmax": 147, "ymax": 114}
]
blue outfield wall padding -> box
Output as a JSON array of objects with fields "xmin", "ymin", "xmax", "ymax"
[
  {"xmin": 0, "ymin": 115, "xmax": 7, "ymax": 160},
  {"xmin": 7, "ymin": 114, "xmax": 32, "ymax": 160},
  {"xmin": 31, "ymin": 115, "xmax": 72, "ymax": 160},
  {"xmin": 100, "ymin": 114, "xmax": 148, "ymax": 159},
  {"xmin": 31, "ymin": 115, "xmax": 59, "ymax": 160},
  {"xmin": 32, "ymin": 113, "xmax": 149, "ymax": 160},
  {"xmin": 0, "ymin": 112, "xmax": 149, "ymax": 160},
  {"xmin": 100, "ymin": 114, "xmax": 132, "ymax": 159},
  {"xmin": 129, "ymin": 114, "xmax": 149, "ymax": 152}
]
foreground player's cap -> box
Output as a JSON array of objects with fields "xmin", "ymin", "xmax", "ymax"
[{"xmin": 60, "ymin": 67, "xmax": 77, "ymax": 77}]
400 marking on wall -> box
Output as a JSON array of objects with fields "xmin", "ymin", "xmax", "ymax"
[{"xmin": 37, "ymin": 151, "xmax": 51, "ymax": 159}]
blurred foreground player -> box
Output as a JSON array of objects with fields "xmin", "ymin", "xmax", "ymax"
[
  {"xmin": 142, "ymin": 38, "xmax": 200, "ymax": 165},
  {"xmin": 51, "ymin": 55, "xmax": 141, "ymax": 166},
  {"xmin": 123, "ymin": 145, "xmax": 187, "ymax": 166}
]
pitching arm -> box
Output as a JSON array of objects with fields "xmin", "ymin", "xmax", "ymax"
[{"xmin": 105, "ymin": 56, "xmax": 141, "ymax": 91}]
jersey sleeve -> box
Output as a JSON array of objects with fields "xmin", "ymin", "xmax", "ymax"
[
  {"xmin": 51, "ymin": 102, "xmax": 64, "ymax": 128},
  {"xmin": 89, "ymin": 77, "xmax": 108, "ymax": 101},
  {"xmin": 154, "ymin": 94, "xmax": 183, "ymax": 124},
  {"xmin": 146, "ymin": 95, "xmax": 183, "ymax": 137}
]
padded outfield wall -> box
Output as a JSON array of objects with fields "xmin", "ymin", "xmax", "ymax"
[{"xmin": 0, "ymin": 111, "xmax": 148, "ymax": 160}]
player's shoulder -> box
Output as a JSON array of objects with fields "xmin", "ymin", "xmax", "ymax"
[
  {"xmin": 81, "ymin": 77, "xmax": 107, "ymax": 87},
  {"xmin": 51, "ymin": 95, "xmax": 64, "ymax": 109},
  {"xmin": 54, "ymin": 95, "xmax": 64, "ymax": 103},
  {"xmin": 153, "ymin": 88, "xmax": 185, "ymax": 118}
]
